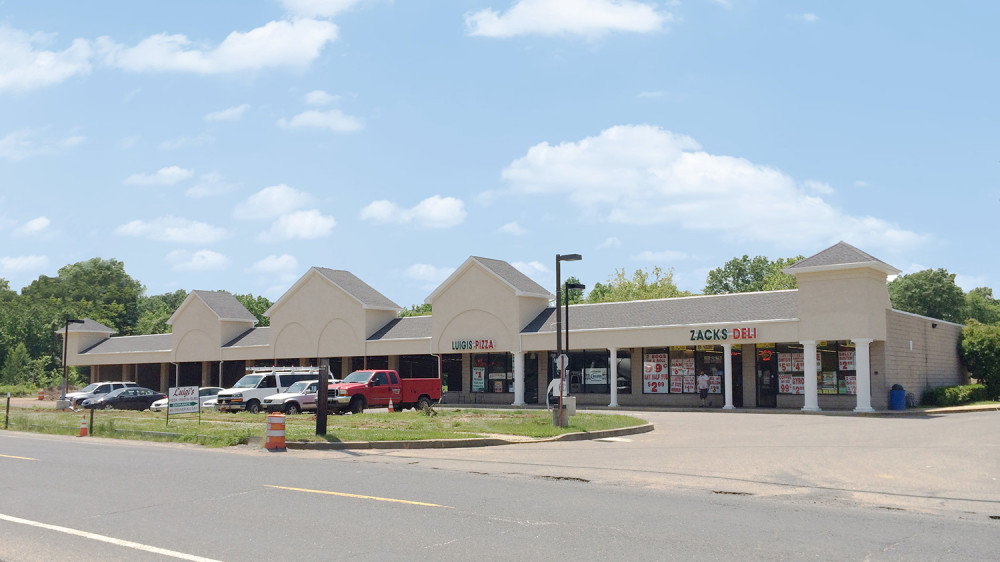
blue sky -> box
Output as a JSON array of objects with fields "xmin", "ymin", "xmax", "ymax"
[{"xmin": 1, "ymin": 0, "xmax": 997, "ymax": 309}]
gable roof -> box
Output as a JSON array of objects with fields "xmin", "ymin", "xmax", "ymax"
[
  {"xmin": 264, "ymin": 267, "xmax": 400, "ymax": 316},
  {"xmin": 522, "ymin": 290, "xmax": 799, "ymax": 333},
  {"xmin": 55, "ymin": 318, "xmax": 116, "ymax": 336},
  {"xmin": 785, "ymin": 241, "xmax": 900, "ymax": 275},
  {"xmin": 166, "ymin": 290, "xmax": 257, "ymax": 325},
  {"xmin": 80, "ymin": 333, "xmax": 171, "ymax": 354},
  {"xmin": 425, "ymin": 256, "xmax": 553, "ymax": 303}
]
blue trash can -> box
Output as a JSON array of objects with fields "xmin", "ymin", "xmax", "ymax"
[{"xmin": 889, "ymin": 387, "xmax": 905, "ymax": 410}]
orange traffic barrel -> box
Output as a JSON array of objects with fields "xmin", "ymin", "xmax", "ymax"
[
  {"xmin": 265, "ymin": 413, "xmax": 286, "ymax": 451},
  {"xmin": 37, "ymin": 389, "xmax": 44, "ymax": 400}
]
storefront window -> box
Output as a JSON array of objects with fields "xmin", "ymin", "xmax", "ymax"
[
  {"xmin": 398, "ymin": 355, "xmax": 438, "ymax": 378},
  {"xmin": 773, "ymin": 341, "xmax": 857, "ymax": 395},
  {"xmin": 644, "ymin": 346, "xmax": 724, "ymax": 394},
  {"xmin": 547, "ymin": 350, "xmax": 615, "ymax": 393},
  {"xmin": 472, "ymin": 353, "xmax": 512, "ymax": 393},
  {"xmin": 441, "ymin": 354, "xmax": 462, "ymax": 392},
  {"xmin": 615, "ymin": 351, "xmax": 631, "ymax": 394}
]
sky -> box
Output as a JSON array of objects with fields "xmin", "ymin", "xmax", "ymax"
[{"xmin": 1, "ymin": 0, "xmax": 998, "ymax": 310}]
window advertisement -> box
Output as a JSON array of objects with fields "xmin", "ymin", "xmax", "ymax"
[
  {"xmin": 643, "ymin": 350, "xmax": 669, "ymax": 394},
  {"xmin": 473, "ymin": 353, "xmax": 511, "ymax": 392},
  {"xmin": 773, "ymin": 341, "xmax": 857, "ymax": 395},
  {"xmin": 472, "ymin": 367, "xmax": 485, "ymax": 392}
]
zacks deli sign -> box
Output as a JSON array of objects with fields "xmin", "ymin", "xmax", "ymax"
[
  {"xmin": 452, "ymin": 339, "xmax": 496, "ymax": 351},
  {"xmin": 689, "ymin": 326, "xmax": 758, "ymax": 342}
]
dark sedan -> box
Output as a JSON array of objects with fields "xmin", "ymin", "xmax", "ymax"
[{"xmin": 82, "ymin": 387, "xmax": 166, "ymax": 410}]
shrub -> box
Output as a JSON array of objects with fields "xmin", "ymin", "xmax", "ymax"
[
  {"xmin": 0, "ymin": 384, "xmax": 40, "ymax": 397},
  {"xmin": 921, "ymin": 384, "xmax": 989, "ymax": 406}
]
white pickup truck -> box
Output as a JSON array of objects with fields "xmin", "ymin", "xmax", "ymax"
[{"xmin": 216, "ymin": 368, "xmax": 320, "ymax": 414}]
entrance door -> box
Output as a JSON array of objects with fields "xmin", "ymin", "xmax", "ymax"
[
  {"xmin": 732, "ymin": 349, "xmax": 744, "ymax": 408},
  {"xmin": 525, "ymin": 353, "xmax": 538, "ymax": 404},
  {"xmin": 756, "ymin": 348, "xmax": 778, "ymax": 408}
]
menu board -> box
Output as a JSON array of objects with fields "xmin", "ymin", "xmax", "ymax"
[
  {"xmin": 708, "ymin": 375, "xmax": 722, "ymax": 394},
  {"xmin": 838, "ymin": 350, "xmax": 856, "ymax": 371},
  {"xmin": 643, "ymin": 353, "xmax": 669, "ymax": 393},
  {"xmin": 845, "ymin": 375, "xmax": 857, "ymax": 395}
]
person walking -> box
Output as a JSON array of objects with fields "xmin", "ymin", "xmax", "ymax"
[{"xmin": 697, "ymin": 371, "xmax": 710, "ymax": 407}]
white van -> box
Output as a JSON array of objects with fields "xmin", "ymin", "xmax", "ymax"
[{"xmin": 216, "ymin": 368, "xmax": 322, "ymax": 414}]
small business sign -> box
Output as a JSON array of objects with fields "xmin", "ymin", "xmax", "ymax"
[
  {"xmin": 452, "ymin": 339, "xmax": 496, "ymax": 351},
  {"xmin": 168, "ymin": 386, "xmax": 199, "ymax": 415},
  {"xmin": 689, "ymin": 326, "xmax": 759, "ymax": 342}
]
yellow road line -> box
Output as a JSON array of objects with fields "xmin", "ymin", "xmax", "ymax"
[
  {"xmin": 0, "ymin": 453, "xmax": 37, "ymax": 461},
  {"xmin": 265, "ymin": 485, "xmax": 452, "ymax": 508}
]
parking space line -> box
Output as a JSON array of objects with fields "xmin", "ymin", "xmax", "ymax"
[
  {"xmin": 0, "ymin": 453, "xmax": 37, "ymax": 461},
  {"xmin": 265, "ymin": 485, "xmax": 452, "ymax": 508},
  {"xmin": 0, "ymin": 513, "xmax": 220, "ymax": 561}
]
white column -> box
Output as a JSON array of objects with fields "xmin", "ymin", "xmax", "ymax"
[
  {"xmin": 853, "ymin": 338, "xmax": 874, "ymax": 412},
  {"xmin": 723, "ymin": 344, "xmax": 734, "ymax": 410},
  {"xmin": 512, "ymin": 351, "xmax": 525, "ymax": 406},
  {"xmin": 801, "ymin": 340, "xmax": 820, "ymax": 412},
  {"xmin": 609, "ymin": 348, "xmax": 619, "ymax": 408}
]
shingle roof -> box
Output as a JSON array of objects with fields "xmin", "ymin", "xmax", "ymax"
[
  {"xmin": 192, "ymin": 290, "xmax": 257, "ymax": 322},
  {"xmin": 471, "ymin": 257, "xmax": 551, "ymax": 298},
  {"xmin": 522, "ymin": 290, "xmax": 799, "ymax": 333},
  {"xmin": 313, "ymin": 268, "xmax": 401, "ymax": 310},
  {"xmin": 368, "ymin": 316, "xmax": 432, "ymax": 341},
  {"xmin": 80, "ymin": 334, "xmax": 172, "ymax": 354},
  {"xmin": 62, "ymin": 318, "xmax": 116, "ymax": 335},
  {"xmin": 223, "ymin": 327, "xmax": 271, "ymax": 348},
  {"xmin": 787, "ymin": 241, "xmax": 899, "ymax": 274}
]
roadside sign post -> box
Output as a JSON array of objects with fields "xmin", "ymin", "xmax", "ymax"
[
  {"xmin": 316, "ymin": 363, "xmax": 329, "ymax": 436},
  {"xmin": 166, "ymin": 386, "xmax": 199, "ymax": 426}
]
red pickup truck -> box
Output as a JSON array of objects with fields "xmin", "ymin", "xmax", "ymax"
[{"xmin": 329, "ymin": 370, "xmax": 441, "ymax": 414}]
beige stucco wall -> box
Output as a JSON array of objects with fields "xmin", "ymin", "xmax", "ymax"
[
  {"xmin": 431, "ymin": 264, "xmax": 522, "ymax": 354},
  {"xmin": 795, "ymin": 268, "xmax": 891, "ymax": 341},
  {"xmin": 268, "ymin": 271, "xmax": 367, "ymax": 358}
]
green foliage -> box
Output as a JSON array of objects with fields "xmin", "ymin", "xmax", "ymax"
[
  {"xmin": 888, "ymin": 268, "xmax": 965, "ymax": 323},
  {"xmin": 962, "ymin": 287, "xmax": 1000, "ymax": 324},
  {"xmin": 585, "ymin": 267, "xmax": 690, "ymax": 303},
  {"xmin": 959, "ymin": 320, "xmax": 1000, "ymax": 398},
  {"xmin": 0, "ymin": 342, "xmax": 31, "ymax": 385},
  {"xmin": 703, "ymin": 255, "xmax": 803, "ymax": 294},
  {"xmin": 234, "ymin": 293, "xmax": 272, "ymax": 327},
  {"xmin": 0, "ymin": 278, "xmax": 15, "ymax": 301},
  {"xmin": 399, "ymin": 303, "xmax": 432, "ymax": 317},
  {"xmin": 0, "ymin": 384, "xmax": 39, "ymax": 397},
  {"xmin": 564, "ymin": 276, "xmax": 586, "ymax": 304},
  {"xmin": 136, "ymin": 289, "xmax": 187, "ymax": 334},
  {"xmin": 921, "ymin": 384, "xmax": 990, "ymax": 406}
]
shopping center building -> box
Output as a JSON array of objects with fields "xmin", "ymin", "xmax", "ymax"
[{"xmin": 64, "ymin": 242, "xmax": 966, "ymax": 411}]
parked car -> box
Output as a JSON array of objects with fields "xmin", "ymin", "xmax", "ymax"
[
  {"xmin": 217, "ymin": 368, "xmax": 327, "ymax": 414},
  {"xmin": 66, "ymin": 381, "xmax": 139, "ymax": 408},
  {"xmin": 150, "ymin": 386, "xmax": 224, "ymax": 412},
  {"xmin": 82, "ymin": 387, "xmax": 165, "ymax": 410},
  {"xmin": 262, "ymin": 379, "xmax": 341, "ymax": 414}
]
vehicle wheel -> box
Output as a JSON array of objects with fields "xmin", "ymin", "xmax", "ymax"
[
  {"xmin": 334, "ymin": 408, "xmax": 346, "ymax": 415},
  {"xmin": 417, "ymin": 397, "xmax": 432, "ymax": 411},
  {"xmin": 285, "ymin": 402, "xmax": 300, "ymax": 415},
  {"xmin": 349, "ymin": 396, "xmax": 365, "ymax": 414},
  {"xmin": 246, "ymin": 400, "xmax": 261, "ymax": 414}
]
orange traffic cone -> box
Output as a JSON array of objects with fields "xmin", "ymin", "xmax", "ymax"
[
  {"xmin": 78, "ymin": 415, "xmax": 88, "ymax": 437},
  {"xmin": 388, "ymin": 398, "xmax": 394, "ymax": 412}
]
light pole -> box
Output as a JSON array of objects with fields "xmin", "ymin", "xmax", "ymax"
[
  {"xmin": 555, "ymin": 254, "xmax": 581, "ymax": 427},
  {"xmin": 60, "ymin": 318, "xmax": 85, "ymax": 403},
  {"xmin": 564, "ymin": 282, "xmax": 586, "ymax": 353}
]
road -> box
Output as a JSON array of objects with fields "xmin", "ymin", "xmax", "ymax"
[{"xmin": 1, "ymin": 410, "xmax": 998, "ymax": 560}]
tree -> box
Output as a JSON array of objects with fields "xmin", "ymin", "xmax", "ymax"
[
  {"xmin": 136, "ymin": 290, "xmax": 187, "ymax": 334},
  {"xmin": 0, "ymin": 278, "xmax": 15, "ymax": 301},
  {"xmin": 234, "ymin": 293, "xmax": 272, "ymax": 327},
  {"xmin": 703, "ymin": 255, "xmax": 803, "ymax": 295},
  {"xmin": 888, "ymin": 268, "xmax": 965, "ymax": 323},
  {"xmin": 0, "ymin": 342, "xmax": 31, "ymax": 385},
  {"xmin": 586, "ymin": 267, "xmax": 690, "ymax": 303},
  {"xmin": 959, "ymin": 320, "xmax": 1000, "ymax": 399},
  {"xmin": 564, "ymin": 276, "xmax": 586, "ymax": 305},
  {"xmin": 399, "ymin": 303, "xmax": 432, "ymax": 317},
  {"xmin": 963, "ymin": 287, "xmax": 1000, "ymax": 325}
]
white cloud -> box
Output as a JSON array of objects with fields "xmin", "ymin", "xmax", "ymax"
[
  {"xmin": 0, "ymin": 255, "xmax": 49, "ymax": 273},
  {"xmin": 499, "ymin": 221, "xmax": 526, "ymax": 235},
  {"xmin": 115, "ymin": 216, "xmax": 228, "ymax": 243},
  {"xmin": 233, "ymin": 184, "xmax": 314, "ymax": 220},
  {"xmin": 360, "ymin": 195, "xmax": 467, "ymax": 229},
  {"xmin": 466, "ymin": 0, "xmax": 670, "ymax": 39},
  {"xmin": 166, "ymin": 249, "xmax": 230, "ymax": 271},
  {"xmin": 0, "ymin": 26, "xmax": 92, "ymax": 93},
  {"xmin": 631, "ymin": 249, "xmax": 689, "ymax": 261},
  {"xmin": 12, "ymin": 217, "xmax": 51, "ymax": 237},
  {"xmin": 955, "ymin": 273, "xmax": 988, "ymax": 292},
  {"xmin": 499, "ymin": 124, "xmax": 928, "ymax": 252},
  {"xmin": 257, "ymin": 209, "xmax": 336, "ymax": 241},
  {"xmin": 204, "ymin": 104, "xmax": 250, "ymax": 122},
  {"xmin": 124, "ymin": 165, "xmax": 194, "ymax": 186},
  {"xmin": 248, "ymin": 254, "xmax": 299, "ymax": 273},
  {"xmin": 803, "ymin": 180, "xmax": 834, "ymax": 195},
  {"xmin": 186, "ymin": 172, "xmax": 238, "ymax": 199},
  {"xmin": 598, "ymin": 236, "xmax": 621, "ymax": 249},
  {"xmin": 159, "ymin": 134, "xmax": 214, "ymax": 150},
  {"xmin": 304, "ymin": 90, "xmax": 336, "ymax": 106},
  {"xmin": 404, "ymin": 264, "xmax": 456, "ymax": 286},
  {"xmin": 96, "ymin": 18, "xmax": 338, "ymax": 74},
  {"xmin": 282, "ymin": 0, "xmax": 366, "ymax": 18},
  {"xmin": 277, "ymin": 109, "xmax": 363, "ymax": 132}
]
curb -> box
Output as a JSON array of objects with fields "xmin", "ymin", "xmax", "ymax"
[{"xmin": 283, "ymin": 423, "xmax": 655, "ymax": 450}]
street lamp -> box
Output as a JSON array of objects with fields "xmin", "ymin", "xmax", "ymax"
[
  {"xmin": 555, "ymin": 254, "xmax": 581, "ymax": 427},
  {"xmin": 60, "ymin": 318, "xmax": 85, "ymax": 403}
]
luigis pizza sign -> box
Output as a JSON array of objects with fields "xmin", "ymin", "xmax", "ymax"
[
  {"xmin": 452, "ymin": 339, "xmax": 496, "ymax": 351},
  {"xmin": 689, "ymin": 326, "xmax": 758, "ymax": 342}
]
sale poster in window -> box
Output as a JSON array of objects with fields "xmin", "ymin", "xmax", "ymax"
[
  {"xmin": 791, "ymin": 353, "xmax": 804, "ymax": 372},
  {"xmin": 643, "ymin": 353, "xmax": 669, "ymax": 393},
  {"xmin": 845, "ymin": 375, "xmax": 857, "ymax": 395},
  {"xmin": 778, "ymin": 353, "xmax": 793, "ymax": 373},
  {"xmin": 472, "ymin": 367, "xmax": 485, "ymax": 392},
  {"xmin": 683, "ymin": 374, "xmax": 696, "ymax": 393},
  {"xmin": 838, "ymin": 350, "xmax": 856, "ymax": 371},
  {"xmin": 792, "ymin": 375, "xmax": 804, "ymax": 395},
  {"xmin": 779, "ymin": 374, "xmax": 792, "ymax": 393},
  {"xmin": 670, "ymin": 375, "xmax": 684, "ymax": 393},
  {"xmin": 708, "ymin": 375, "xmax": 722, "ymax": 394}
]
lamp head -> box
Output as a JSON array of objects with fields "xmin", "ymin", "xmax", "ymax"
[{"xmin": 557, "ymin": 253, "xmax": 582, "ymax": 262}]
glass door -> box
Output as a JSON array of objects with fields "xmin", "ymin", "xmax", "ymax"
[{"xmin": 756, "ymin": 347, "xmax": 778, "ymax": 408}]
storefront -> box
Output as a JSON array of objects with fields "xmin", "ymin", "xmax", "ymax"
[{"xmin": 65, "ymin": 242, "xmax": 966, "ymax": 411}]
